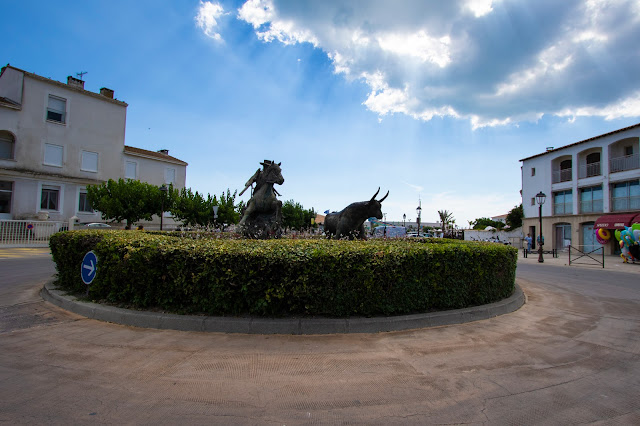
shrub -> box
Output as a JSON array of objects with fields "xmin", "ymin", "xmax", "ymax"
[{"xmin": 50, "ymin": 231, "xmax": 517, "ymax": 317}]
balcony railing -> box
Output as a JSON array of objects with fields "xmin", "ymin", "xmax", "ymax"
[
  {"xmin": 552, "ymin": 168, "xmax": 572, "ymax": 184},
  {"xmin": 578, "ymin": 162, "xmax": 601, "ymax": 179},
  {"xmin": 554, "ymin": 202, "xmax": 573, "ymax": 215},
  {"xmin": 612, "ymin": 196, "xmax": 640, "ymax": 212},
  {"xmin": 580, "ymin": 199, "xmax": 603, "ymax": 214},
  {"xmin": 610, "ymin": 153, "xmax": 640, "ymax": 173}
]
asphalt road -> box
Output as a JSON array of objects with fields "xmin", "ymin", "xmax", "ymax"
[{"xmin": 1, "ymin": 249, "xmax": 639, "ymax": 424}]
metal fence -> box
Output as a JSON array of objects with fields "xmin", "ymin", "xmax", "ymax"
[{"xmin": 0, "ymin": 220, "xmax": 68, "ymax": 247}]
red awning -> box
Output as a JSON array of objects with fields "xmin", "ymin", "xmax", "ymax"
[{"xmin": 594, "ymin": 213, "xmax": 640, "ymax": 229}]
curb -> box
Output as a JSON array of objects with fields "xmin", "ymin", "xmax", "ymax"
[{"xmin": 41, "ymin": 280, "xmax": 526, "ymax": 335}]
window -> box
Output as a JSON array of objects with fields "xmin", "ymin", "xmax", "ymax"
[
  {"xmin": 0, "ymin": 181, "xmax": 12, "ymax": 213},
  {"xmin": 44, "ymin": 143, "xmax": 63, "ymax": 167},
  {"xmin": 78, "ymin": 191, "xmax": 92, "ymax": 212},
  {"xmin": 612, "ymin": 180, "xmax": 640, "ymax": 211},
  {"xmin": 625, "ymin": 145, "xmax": 633, "ymax": 156},
  {"xmin": 553, "ymin": 190, "xmax": 573, "ymax": 215},
  {"xmin": 531, "ymin": 168, "xmax": 536, "ymax": 176},
  {"xmin": 46, "ymin": 95, "xmax": 66, "ymax": 124},
  {"xmin": 165, "ymin": 167, "xmax": 176, "ymax": 185},
  {"xmin": 81, "ymin": 151, "xmax": 98, "ymax": 172},
  {"xmin": 531, "ymin": 197, "xmax": 535, "ymax": 206},
  {"xmin": 41, "ymin": 186, "xmax": 60, "ymax": 211},
  {"xmin": 580, "ymin": 186, "xmax": 603, "ymax": 213},
  {"xmin": 125, "ymin": 161, "xmax": 137, "ymax": 179},
  {"xmin": 0, "ymin": 131, "xmax": 15, "ymax": 160},
  {"xmin": 584, "ymin": 152, "xmax": 601, "ymax": 177}
]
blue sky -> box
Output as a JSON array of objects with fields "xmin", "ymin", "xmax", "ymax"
[{"xmin": 4, "ymin": 0, "xmax": 640, "ymax": 226}]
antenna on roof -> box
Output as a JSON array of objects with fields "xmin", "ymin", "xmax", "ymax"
[{"xmin": 76, "ymin": 71, "xmax": 88, "ymax": 81}]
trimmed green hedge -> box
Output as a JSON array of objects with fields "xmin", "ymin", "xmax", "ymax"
[{"xmin": 50, "ymin": 230, "xmax": 517, "ymax": 317}]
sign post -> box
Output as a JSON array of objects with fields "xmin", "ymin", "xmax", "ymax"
[{"xmin": 81, "ymin": 251, "xmax": 98, "ymax": 286}]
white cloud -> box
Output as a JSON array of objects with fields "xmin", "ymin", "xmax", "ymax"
[
  {"xmin": 195, "ymin": 1, "xmax": 225, "ymax": 41},
  {"xmin": 232, "ymin": 0, "xmax": 640, "ymax": 128}
]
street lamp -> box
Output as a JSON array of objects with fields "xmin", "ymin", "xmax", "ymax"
[
  {"xmin": 536, "ymin": 191, "xmax": 546, "ymax": 263},
  {"xmin": 403, "ymin": 213, "xmax": 406, "ymax": 227},
  {"xmin": 212, "ymin": 205, "xmax": 219, "ymax": 229},
  {"xmin": 416, "ymin": 201, "xmax": 422, "ymax": 237},
  {"xmin": 159, "ymin": 184, "xmax": 168, "ymax": 231}
]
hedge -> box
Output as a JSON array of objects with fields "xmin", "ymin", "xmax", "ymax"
[{"xmin": 49, "ymin": 230, "xmax": 517, "ymax": 318}]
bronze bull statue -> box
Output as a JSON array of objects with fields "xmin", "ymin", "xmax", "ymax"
[{"xmin": 325, "ymin": 188, "xmax": 389, "ymax": 240}]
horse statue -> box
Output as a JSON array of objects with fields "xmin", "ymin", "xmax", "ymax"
[{"xmin": 238, "ymin": 160, "xmax": 284, "ymax": 238}]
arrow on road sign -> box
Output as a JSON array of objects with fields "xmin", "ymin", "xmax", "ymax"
[{"xmin": 81, "ymin": 251, "xmax": 98, "ymax": 285}]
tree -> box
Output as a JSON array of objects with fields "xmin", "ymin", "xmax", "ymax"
[
  {"xmin": 86, "ymin": 178, "xmax": 165, "ymax": 229},
  {"xmin": 437, "ymin": 210, "xmax": 455, "ymax": 233},
  {"xmin": 210, "ymin": 189, "xmax": 241, "ymax": 230},
  {"xmin": 506, "ymin": 204, "xmax": 523, "ymax": 229},
  {"xmin": 472, "ymin": 217, "xmax": 505, "ymax": 230},
  {"xmin": 282, "ymin": 200, "xmax": 317, "ymax": 231},
  {"xmin": 170, "ymin": 187, "xmax": 210, "ymax": 228}
]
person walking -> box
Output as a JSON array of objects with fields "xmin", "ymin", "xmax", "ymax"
[{"xmin": 525, "ymin": 233, "xmax": 532, "ymax": 253}]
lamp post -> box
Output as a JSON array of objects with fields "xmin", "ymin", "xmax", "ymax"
[
  {"xmin": 536, "ymin": 191, "xmax": 546, "ymax": 263},
  {"xmin": 416, "ymin": 201, "xmax": 422, "ymax": 237},
  {"xmin": 212, "ymin": 205, "xmax": 219, "ymax": 230},
  {"xmin": 159, "ymin": 184, "xmax": 168, "ymax": 231},
  {"xmin": 403, "ymin": 213, "xmax": 406, "ymax": 227}
]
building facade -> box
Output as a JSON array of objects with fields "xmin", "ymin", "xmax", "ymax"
[
  {"xmin": 521, "ymin": 123, "xmax": 640, "ymax": 255},
  {"xmin": 0, "ymin": 64, "xmax": 187, "ymax": 227}
]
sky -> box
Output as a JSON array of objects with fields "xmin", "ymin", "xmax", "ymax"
[{"xmin": 4, "ymin": 0, "xmax": 640, "ymax": 226}]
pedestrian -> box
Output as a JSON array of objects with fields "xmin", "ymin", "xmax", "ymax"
[{"xmin": 525, "ymin": 233, "xmax": 532, "ymax": 253}]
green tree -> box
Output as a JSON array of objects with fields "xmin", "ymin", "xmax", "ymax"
[
  {"xmin": 282, "ymin": 200, "xmax": 317, "ymax": 231},
  {"xmin": 170, "ymin": 187, "xmax": 210, "ymax": 228},
  {"xmin": 86, "ymin": 178, "xmax": 166, "ymax": 229},
  {"xmin": 472, "ymin": 217, "xmax": 505, "ymax": 230},
  {"xmin": 506, "ymin": 204, "xmax": 524, "ymax": 229},
  {"xmin": 210, "ymin": 189, "xmax": 241, "ymax": 230},
  {"xmin": 437, "ymin": 210, "xmax": 455, "ymax": 233}
]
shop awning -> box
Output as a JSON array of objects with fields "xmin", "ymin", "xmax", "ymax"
[{"xmin": 594, "ymin": 213, "xmax": 640, "ymax": 229}]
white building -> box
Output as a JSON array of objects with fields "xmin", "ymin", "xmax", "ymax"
[
  {"xmin": 520, "ymin": 123, "xmax": 640, "ymax": 255},
  {"xmin": 0, "ymin": 64, "xmax": 187, "ymax": 227}
]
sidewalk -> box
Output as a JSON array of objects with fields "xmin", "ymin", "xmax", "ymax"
[{"xmin": 517, "ymin": 248, "xmax": 640, "ymax": 274}]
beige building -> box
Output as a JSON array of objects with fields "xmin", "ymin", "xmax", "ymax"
[
  {"xmin": 520, "ymin": 123, "xmax": 640, "ymax": 255},
  {"xmin": 0, "ymin": 64, "xmax": 187, "ymax": 227}
]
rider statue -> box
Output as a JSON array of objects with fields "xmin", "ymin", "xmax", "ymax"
[{"xmin": 238, "ymin": 160, "xmax": 284, "ymax": 239}]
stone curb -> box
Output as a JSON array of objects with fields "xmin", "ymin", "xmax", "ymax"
[{"xmin": 41, "ymin": 280, "xmax": 525, "ymax": 335}]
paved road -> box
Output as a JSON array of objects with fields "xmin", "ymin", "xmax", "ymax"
[{"xmin": 1, "ymin": 249, "xmax": 639, "ymax": 424}]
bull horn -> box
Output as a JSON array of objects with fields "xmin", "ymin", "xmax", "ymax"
[
  {"xmin": 278, "ymin": 162, "xmax": 281, "ymax": 166},
  {"xmin": 370, "ymin": 187, "xmax": 380, "ymax": 202},
  {"xmin": 379, "ymin": 190, "xmax": 389, "ymax": 203}
]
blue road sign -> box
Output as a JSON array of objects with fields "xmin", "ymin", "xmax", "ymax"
[{"xmin": 81, "ymin": 251, "xmax": 98, "ymax": 285}]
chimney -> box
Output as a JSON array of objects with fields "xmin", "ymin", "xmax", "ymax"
[
  {"xmin": 158, "ymin": 149, "xmax": 169, "ymax": 155},
  {"xmin": 67, "ymin": 76, "xmax": 85, "ymax": 89},
  {"xmin": 546, "ymin": 146, "xmax": 554, "ymax": 151},
  {"xmin": 100, "ymin": 87, "xmax": 114, "ymax": 99}
]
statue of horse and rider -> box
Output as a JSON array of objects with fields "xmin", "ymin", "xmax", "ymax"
[{"xmin": 238, "ymin": 160, "xmax": 285, "ymax": 238}]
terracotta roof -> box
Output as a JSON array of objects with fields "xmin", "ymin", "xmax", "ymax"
[
  {"xmin": 1, "ymin": 64, "xmax": 128, "ymax": 107},
  {"xmin": 519, "ymin": 122, "xmax": 640, "ymax": 162},
  {"xmin": 124, "ymin": 146, "xmax": 188, "ymax": 165}
]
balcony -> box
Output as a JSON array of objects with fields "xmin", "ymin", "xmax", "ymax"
[
  {"xmin": 578, "ymin": 162, "xmax": 601, "ymax": 179},
  {"xmin": 552, "ymin": 168, "xmax": 572, "ymax": 184},
  {"xmin": 612, "ymin": 195, "xmax": 640, "ymax": 212},
  {"xmin": 580, "ymin": 199, "xmax": 603, "ymax": 214},
  {"xmin": 610, "ymin": 153, "xmax": 639, "ymax": 173}
]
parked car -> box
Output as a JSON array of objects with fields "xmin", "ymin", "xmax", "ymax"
[
  {"xmin": 372, "ymin": 226, "xmax": 407, "ymax": 238},
  {"xmin": 85, "ymin": 223, "xmax": 111, "ymax": 228}
]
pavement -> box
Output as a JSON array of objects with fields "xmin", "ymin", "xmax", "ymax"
[
  {"xmin": 518, "ymin": 248, "xmax": 640, "ymax": 273},
  {"xmin": 1, "ymin": 246, "xmax": 639, "ymax": 424}
]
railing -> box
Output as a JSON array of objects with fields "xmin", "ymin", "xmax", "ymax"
[
  {"xmin": 610, "ymin": 153, "xmax": 639, "ymax": 173},
  {"xmin": 554, "ymin": 202, "xmax": 573, "ymax": 215},
  {"xmin": 580, "ymin": 199, "xmax": 603, "ymax": 214},
  {"xmin": 578, "ymin": 162, "xmax": 601, "ymax": 178},
  {"xmin": 569, "ymin": 245, "xmax": 604, "ymax": 268},
  {"xmin": 612, "ymin": 196, "xmax": 640, "ymax": 212},
  {"xmin": 552, "ymin": 168, "xmax": 572, "ymax": 183},
  {"xmin": 0, "ymin": 220, "xmax": 68, "ymax": 247},
  {"xmin": 522, "ymin": 248, "xmax": 558, "ymax": 258}
]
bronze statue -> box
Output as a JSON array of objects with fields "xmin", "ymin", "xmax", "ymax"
[
  {"xmin": 238, "ymin": 160, "xmax": 284, "ymax": 238},
  {"xmin": 325, "ymin": 188, "xmax": 389, "ymax": 240}
]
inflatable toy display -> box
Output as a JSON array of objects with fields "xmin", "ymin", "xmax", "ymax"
[{"xmin": 611, "ymin": 223, "xmax": 640, "ymax": 263}]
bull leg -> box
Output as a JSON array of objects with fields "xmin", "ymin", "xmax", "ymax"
[{"xmin": 357, "ymin": 223, "xmax": 367, "ymax": 240}]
